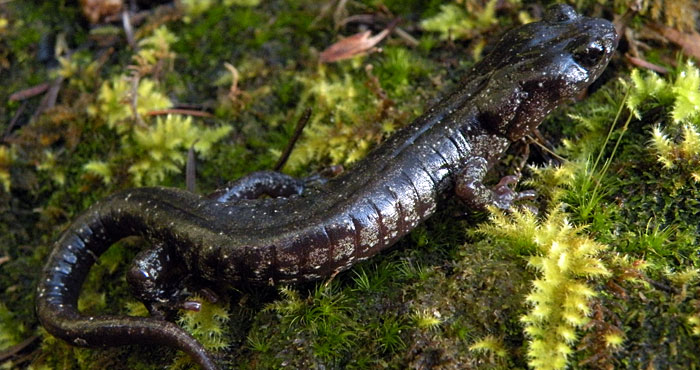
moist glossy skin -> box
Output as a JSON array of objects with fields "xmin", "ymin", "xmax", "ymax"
[{"xmin": 36, "ymin": 5, "xmax": 617, "ymax": 370}]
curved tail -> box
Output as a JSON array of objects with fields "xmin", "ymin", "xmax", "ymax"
[{"xmin": 35, "ymin": 193, "xmax": 219, "ymax": 370}]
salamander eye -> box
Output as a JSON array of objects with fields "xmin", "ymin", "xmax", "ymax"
[{"xmin": 573, "ymin": 41, "xmax": 605, "ymax": 68}]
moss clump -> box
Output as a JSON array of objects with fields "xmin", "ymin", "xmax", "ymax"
[
  {"xmin": 253, "ymin": 283, "xmax": 358, "ymax": 367},
  {"xmin": 531, "ymin": 57, "xmax": 700, "ymax": 367},
  {"xmin": 132, "ymin": 26, "xmax": 178, "ymax": 76},
  {"xmin": 625, "ymin": 62, "xmax": 700, "ymax": 124},
  {"xmin": 628, "ymin": 63, "xmax": 700, "ymax": 184},
  {"xmin": 91, "ymin": 76, "xmax": 171, "ymax": 130},
  {"xmin": 589, "ymin": 256, "xmax": 700, "ymax": 368},
  {"xmin": 127, "ymin": 115, "xmax": 232, "ymax": 186},
  {"xmin": 650, "ymin": 124, "xmax": 700, "ymax": 181},
  {"xmin": 83, "ymin": 22, "xmax": 233, "ymax": 187},
  {"xmin": 88, "ymin": 74, "xmax": 232, "ymax": 186},
  {"xmin": 289, "ymin": 66, "xmax": 377, "ymax": 169},
  {"xmin": 375, "ymin": 46, "xmax": 431, "ymax": 97},
  {"xmin": 287, "ymin": 50, "xmax": 433, "ymax": 171},
  {"xmin": 398, "ymin": 216, "xmax": 531, "ymax": 369},
  {"xmin": 602, "ymin": 62, "xmax": 700, "ymax": 264}
]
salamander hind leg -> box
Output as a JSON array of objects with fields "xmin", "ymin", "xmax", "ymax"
[
  {"xmin": 208, "ymin": 170, "xmax": 306, "ymax": 202},
  {"xmin": 208, "ymin": 167, "xmax": 343, "ymax": 203},
  {"xmin": 455, "ymin": 157, "xmax": 536, "ymax": 210},
  {"xmin": 126, "ymin": 243, "xmax": 190, "ymax": 319}
]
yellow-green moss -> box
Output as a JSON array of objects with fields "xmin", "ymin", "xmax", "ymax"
[
  {"xmin": 91, "ymin": 76, "xmax": 171, "ymax": 131},
  {"xmin": 133, "ymin": 26, "xmax": 177, "ymax": 74},
  {"xmin": 626, "ymin": 62, "xmax": 700, "ymax": 184},
  {"xmin": 125, "ymin": 115, "xmax": 232, "ymax": 186},
  {"xmin": 0, "ymin": 146, "xmax": 14, "ymax": 192},
  {"xmin": 478, "ymin": 206, "xmax": 610, "ymax": 370},
  {"xmin": 420, "ymin": 0, "xmax": 499, "ymax": 41},
  {"xmin": 176, "ymin": 295, "xmax": 231, "ymax": 352},
  {"xmin": 469, "ymin": 335, "xmax": 508, "ymax": 358}
]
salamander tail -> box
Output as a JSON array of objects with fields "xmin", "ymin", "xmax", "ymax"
[{"xmin": 35, "ymin": 202, "xmax": 219, "ymax": 370}]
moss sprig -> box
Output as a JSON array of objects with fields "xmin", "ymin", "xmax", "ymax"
[
  {"xmin": 650, "ymin": 124, "xmax": 700, "ymax": 181},
  {"xmin": 288, "ymin": 67, "xmax": 376, "ymax": 170},
  {"xmin": 132, "ymin": 26, "xmax": 177, "ymax": 76},
  {"xmin": 36, "ymin": 150, "xmax": 66, "ymax": 187},
  {"xmin": 410, "ymin": 308, "xmax": 443, "ymax": 331},
  {"xmin": 469, "ymin": 335, "xmax": 508, "ymax": 358},
  {"xmin": 84, "ymin": 23, "xmax": 232, "ymax": 187},
  {"xmin": 689, "ymin": 315, "xmax": 700, "ymax": 336},
  {"xmin": 479, "ymin": 206, "xmax": 610, "ymax": 370},
  {"xmin": 624, "ymin": 68, "xmax": 672, "ymax": 120}
]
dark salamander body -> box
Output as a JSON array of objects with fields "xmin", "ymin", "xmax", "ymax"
[{"xmin": 37, "ymin": 5, "xmax": 616, "ymax": 370}]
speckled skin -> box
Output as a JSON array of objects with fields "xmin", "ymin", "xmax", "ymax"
[{"xmin": 36, "ymin": 5, "xmax": 617, "ymax": 370}]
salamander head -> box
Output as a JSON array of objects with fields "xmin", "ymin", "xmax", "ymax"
[{"xmin": 475, "ymin": 4, "xmax": 617, "ymax": 141}]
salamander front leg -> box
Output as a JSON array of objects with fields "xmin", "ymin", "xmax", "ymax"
[{"xmin": 455, "ymin": 157, "xmax": 536, "ymax": 210}]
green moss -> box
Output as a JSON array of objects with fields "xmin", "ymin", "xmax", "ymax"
[
  {"xmin": 287, "ymin": 65, "xmax": 379, "ymax": 169},
  {"xmin": 375, "ymin": 46, "xmax": 431, "ymax": 98},
  {"xmin": 397, "ymin": 218, "xmax": 531, "ymax": 369},
  {"xmin": 625, "ymin": 61, "xmax": 700, "ymax": 124},
  {"xmin": 181, "ymin": 0, "xmax": 261, "ymax": 21},
  {"xmin": 370, "ymin": 0, "xmax": 445, "ymax": 17},
  {"xmin": 420, "ymin": 0, "xmax": 500, "ymax": 41},
  {"xmin": 35, "ymin": 331, "xmax": 97, "ymax": 370},
  {"xmin": 410, "ymin": 308, "xmax": 443, "ymax": 331},
  {"xmin": 373, "ymin": 315, "xmax": 409, "ymax": 353},
  {"xmin": 0, "ymin": 303, "xmax": 26, "ymax": 351},
  {"xmin": 252, "ymin": 283, "xmax": 359, "ymax": 366},
  {"xmin": 584, "ymin": 255, "xmax": 700, "ymax": 368}
]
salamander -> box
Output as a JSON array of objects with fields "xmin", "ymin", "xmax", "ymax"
[{"xmin": 36, "ymin": 5, "xmax": 617, "ymax": 370}]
